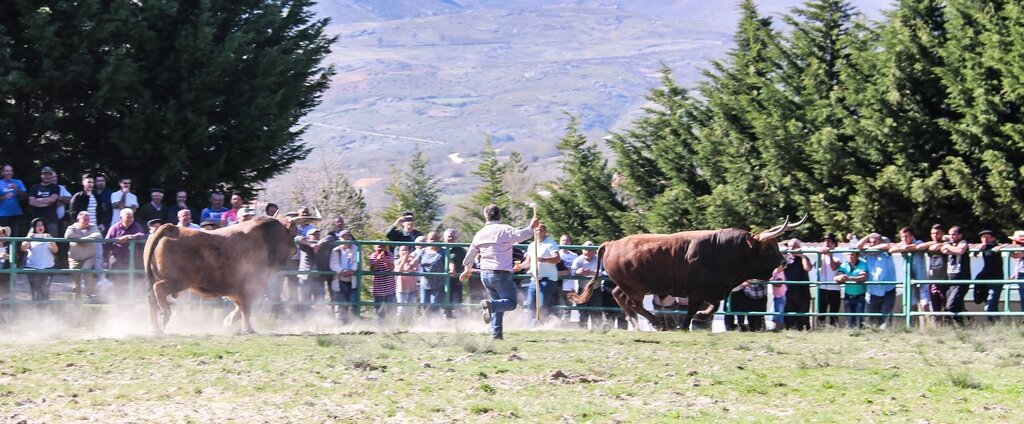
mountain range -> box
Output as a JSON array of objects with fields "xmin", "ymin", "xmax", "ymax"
[{"xmin": 265, "ymin": 0, "xmax": 888, "ymax": 212}]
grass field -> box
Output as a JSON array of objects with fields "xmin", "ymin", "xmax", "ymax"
[{"xmin": 2, "ymin": 324, "xmax": 1023, "ymax": 422}]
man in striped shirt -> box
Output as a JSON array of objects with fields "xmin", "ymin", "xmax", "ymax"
[{"xmin": 460, "ymin": 204, "xmax": 539, "ymax": 340}]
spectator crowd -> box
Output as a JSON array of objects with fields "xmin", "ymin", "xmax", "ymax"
[{"xmin": 2, "ymin": 164, "xmax": 1023, "ymax": 330}]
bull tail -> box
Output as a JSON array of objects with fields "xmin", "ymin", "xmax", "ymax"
[
  {"xmin": 567, "ymin": 243, "xmax": 606, "ymax": 305},
  {"xmin": 143, "ymin": 224, "xmax": 177, "ymax": 291}
]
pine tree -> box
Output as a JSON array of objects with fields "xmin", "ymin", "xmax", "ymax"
[
  {"xmin": 450, "ymin": 136, "xmax": 530, "ymax": 236},
  {"xmin": 535, "ymin": 115, "xmax": 625, "ymax": 241},
  {"xmin": 383, "ymin": 149, "xmax": 444, "ymax": 230},
  {"xmin": 315, "ymin": 170, "xmax": 371, "ymax": 238}
]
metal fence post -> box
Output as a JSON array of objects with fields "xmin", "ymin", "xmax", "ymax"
[
  {"xmin": 128, "ymin": 240, "xmax": 136, "ymax": 304},
  {"xmin": 903, "ymin": 252, "xmax": 912, "ymax": 329},
  {"xmin": 5, "ymin": 242, "xmax": 16, "ymax": 314},
  {"xmin": 354, "ymin": 241, "xmax": 362, "ymax": 317}
]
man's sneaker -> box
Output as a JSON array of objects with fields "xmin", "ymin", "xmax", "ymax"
[{"xmin": 481, "ymin": 300, "xmax": 492, "ymax": 324}]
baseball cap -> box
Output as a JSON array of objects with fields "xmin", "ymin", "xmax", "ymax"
[{"xmin": 40, "ymin": 166, "xmax": 55, "ymax": 174}]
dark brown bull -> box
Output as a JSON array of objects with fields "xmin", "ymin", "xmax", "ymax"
[
  {"xmin": 570, "ymin": 215, "xmax": 806, "ymax": 330},
  {"xmin": 143, "ymin": 216, "xmax": 298, "ymax": 334}
]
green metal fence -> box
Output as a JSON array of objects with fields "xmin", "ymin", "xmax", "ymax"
[{"xmin": 2, "ymin": 237, "xmax": 1022, "ymax": 328}]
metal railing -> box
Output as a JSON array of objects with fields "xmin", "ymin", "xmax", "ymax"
[{"xmin": 2, "ymin": 237, "xmax": 1022, "ymax": 328}]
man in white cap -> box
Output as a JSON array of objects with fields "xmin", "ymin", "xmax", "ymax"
[{"xmin": 237, "ymin": 207, "xmax": 257, "ymax": 223}]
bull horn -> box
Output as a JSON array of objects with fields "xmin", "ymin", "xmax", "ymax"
[
  {"xmin": 314, "ymin": 206, "xmax": 323, "ymax": 219},
  {"xmin": 781, "ymin": 213, "xmax": 808, "ymax": 232},
  {"xmin": 757, "ymin": 215, "xmax": 790, "ymax": 241}
]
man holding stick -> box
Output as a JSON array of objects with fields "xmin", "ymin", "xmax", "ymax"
[{"xmin": 460, "ymin": 204, "xmax": 539, "ymax": 340}]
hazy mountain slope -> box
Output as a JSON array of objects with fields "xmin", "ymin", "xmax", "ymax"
[{"xmin": 266, "ymin": 0, "xmax": 888, "ymax": 212}]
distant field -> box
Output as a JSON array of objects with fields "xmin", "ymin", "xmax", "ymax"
[{"xmin": 3, "ymin": 325, "xmax": 1023, "ymax": 422}]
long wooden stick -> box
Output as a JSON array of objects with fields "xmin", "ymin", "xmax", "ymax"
[{"xmin": 533, "ymin": 204, "xmax": 541, "ymax": 322}]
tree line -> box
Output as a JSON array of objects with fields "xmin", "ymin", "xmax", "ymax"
[
  {"xmin": 391, "ymin": 0, "xmax": 1021, "ymax": 242},
  {"xmin": 5, "ymin": 1, "xmax": 1021, "ymax": 242}
]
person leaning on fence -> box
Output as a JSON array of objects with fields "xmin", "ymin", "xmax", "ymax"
[
  {"xmin": 514, "ymin": 223, "xmax": 561, "ymax": 324},
  {"xmin": 941, "ymin": 226, "xmax": 972, "ymax": 324},
  {"xmin": 887, "ymin": 227, "xmax": 932, "ymax": 316},
  {"xmin": 858, "ymin": 233, "xmax": 898, "ymax": 329},
  {"xmin": 834, "ymin": 251, "xmax": 868, "ymax": 329},
  {"xmin": 66, "ymin": 211, "xmax": 103, "ymax": 300},
  {"xmin": 770, "ymin": 262, "xmax": 786, "ymax": 331},
  {"xmin": 460, "ymin": 204, "xmax": 539, "ymax": 340},
  {"xmin": 416, "ymin": 232, "xmax": 449, "ymax": 317},
  {"xmin": 782, "ymin": 238, "xmax": 813, "ymax": 331},
  {"xmin": 571, "ymin": 241, "xmax": 599, "ymax": 329},
  {"xmin": 0, "ymin": 226, "xmax": 12, "ymax": 300},
  {"xmin": 313, "ymin": 216, "xmax": 346, "ymax": 309},
  {"xmin": 444, "ymin": 228, "xmax": 467, "ymax": 320},
  {"xmin": 21, "ymin": 217, "xmax": 58, "ymax": 301},
  {"xmin": 369, "ymin": 243, "xmax": 397, "ymax": 325},
  {"xmin": 556, "ymin": 234, "xmax": 579, "ymax": 322},
  {"xmin": 104, "ymin": 208, "xmax": 146, "ymax": 295},
  {"xmin": 917, "ymin": 224, "xmax": 949, "ymax": 312},
  {"xmin": 816, "ymin": 234, "xmax": 842, "ymax": 327},
  {"xmin": 294, "ymin": 227, "xmax": 324, "ymax": 314},
  {"xmin": 328, "ymin": 230, "xmax": 360, "ymax": 323},
  {"xmin": 1006, "ymin": 230, "xmax": 1024, "ymax": 312},
  {"xmin": 972, "ymin": 230, "xmax": 1004, "ymax": 322},
  {"xmin": 737, "ymin": 278, "xmax": 768, "ymax": 332}
]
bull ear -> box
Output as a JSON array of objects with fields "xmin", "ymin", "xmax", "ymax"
[{"xmin": 745, "ymin": 234, "xmax": 757, "ymax": 249}]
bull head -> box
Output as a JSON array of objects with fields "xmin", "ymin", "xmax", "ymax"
[{"xmin": 755, "ymin": 213, "xmax": 808, "ymax": 242}]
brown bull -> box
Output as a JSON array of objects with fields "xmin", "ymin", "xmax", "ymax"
[
  {"xmin": 570, "ymin": 215, "xmax": 806, "ymax": 331},
  {"xmin": 143, "ymin": 216, "xmax": 298, "ymax": 334}
]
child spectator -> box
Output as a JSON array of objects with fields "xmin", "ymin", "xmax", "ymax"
[{"xmin": 21, "ymin": 218, "xmax": 58, "ymax": 301}]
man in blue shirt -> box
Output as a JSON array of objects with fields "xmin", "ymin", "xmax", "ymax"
[
  {"xmin": 0, "ymin": 164, "xmax": 27, "ymax": 236},
  {"xmin": 858, "ymin": 233, "xmax": 897, "ymax": 329}
]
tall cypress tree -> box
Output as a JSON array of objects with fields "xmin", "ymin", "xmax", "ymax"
[
  {"xmin": 780, "ymin": 0, "xmax": 865, "ymax": 234},
  {"xmin": 692, "ymin": 0, "xmax": 799, "ymax": 232},
  {"xmin": 535, "ymin": 115, "xmax": 625, "ymax": 241},
  {"xmin": 607, "ymin": 67, "xmax": 710, "ymax": 233},
  {"xmin": 937, "ymin": 0, "xmax": 1024, "ymax": 232},
  {"xmin": 841, "ymin": 0, "xmax": 959, "ymax": 234}
]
